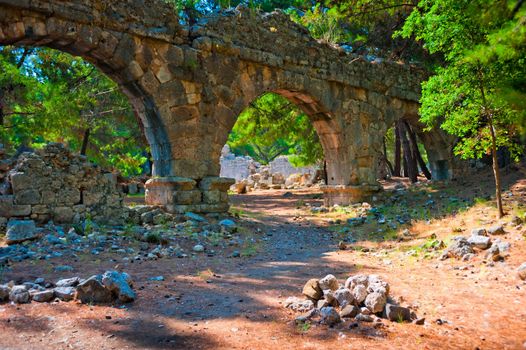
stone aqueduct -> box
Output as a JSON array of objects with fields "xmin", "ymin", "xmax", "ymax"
[{"xmin": 0, "ymin": 0, "xmax": 456, "ymax": 213}]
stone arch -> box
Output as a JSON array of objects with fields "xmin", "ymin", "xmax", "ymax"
[{"xmin": 0, "ymin": 6, "xmax": 175, "ymax": 177}]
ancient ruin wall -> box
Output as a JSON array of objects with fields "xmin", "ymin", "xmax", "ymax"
[{"xmin": 0, "ymin": 143, "xmax": 125, "ymax": 225}]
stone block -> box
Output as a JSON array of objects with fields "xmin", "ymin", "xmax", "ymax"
[
  {"xmin": 14, "ymin": 189, "xmax": 41, "ymax": 205},
  {"xmin": 0, "ymin": 195, "xmax": 31, "ymax": 217},
  {"xmin": 53, "ymin": 207, "xmax": 74, "ymax": 223},
  {"xmin": 322, "ymin": 184, "xmax": 381, "ymax": 207},
  {"xmin": 145, "ymin": 177, "xmax": 197, "ymax": 206},
  {"xmin": 173, "ymin": 190, "xmax": 202, "ymax": 205},
  {"xmin": 202, "ymin": 190, "xmax": 228, "ymax": 204},
  {"xmin": 199, "ymin": 177, "xmax": 235, "ymax": 191},
  {"xmin": 9, "ymin": 172, "xmax": 31, "ymax": 192}
]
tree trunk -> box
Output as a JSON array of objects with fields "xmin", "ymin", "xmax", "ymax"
[
  {"xmin": 489, "ymin": 121, "xmax": 504, "ymax": 218},
  {"xmin": 80, "ymin": 128, "xmax": 90, "ymax": 156},
  {"xmin": 400, "ymin": 122, "xmax": 418, "ymax": 183},
  {"xmin": 393, "ymin": 123, "xmax": 402, "ymax": 176},
  {"xmin": 404, "ymin": 121, "xmax": 432, "ymax": 180}
]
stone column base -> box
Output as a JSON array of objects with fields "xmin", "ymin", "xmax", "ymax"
[
  {"xmin": 321, "ymin": 184, "xmax": 381, "ymax": 206},
  {"xmin": 145, "ymin": 176, "xmax": 235, "ymax": 214}
]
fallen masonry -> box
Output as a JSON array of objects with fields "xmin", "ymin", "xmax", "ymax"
[
  {"xmin": 0, "ymin": 270, "xmax": 135, "ymax": 304},
  {"xmin": 285, "ymin": 274, "xmax": 422, "ymax": 327},
  {"xmin": 440, "ymin": 226, "xmax": 511, "ymax": 261}
]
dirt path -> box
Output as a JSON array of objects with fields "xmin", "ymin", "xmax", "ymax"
[{"xmin": 1, "ymin": 182, "xmax": 526, "ymax": 349}]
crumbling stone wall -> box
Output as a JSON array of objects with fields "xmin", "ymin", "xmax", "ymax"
[{"xmin": 0, "ymin": 143, "xmax": 125, "ymax": 224}]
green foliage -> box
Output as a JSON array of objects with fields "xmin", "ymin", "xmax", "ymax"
[
  {"xmin": 228, "ymin": 93, "xmax": 323, "ymax": 166},
  {"xmin": 398, "ymin": 0, "xmax": 525, "ymax": 161},
  {"xmin": 0, "ymin": 47, "xmax": 148, "ymax": 176}
]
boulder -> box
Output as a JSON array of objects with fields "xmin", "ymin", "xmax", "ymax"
[
  {"xmin": 385, "ymin": 303, "xmax": 411, "ymax": 322},
  {"xmin": 302, "ymin": 278, "xmax": 323, "ymax": 301},
  {"xmin": 365, "ymin": 292, "xmax": 387, "ymax": 314},
  {"xmin": 320, "ymin": 306, "xmax": 341, "ymax": 326},
  {"xmin": 367, "ymin": 275, "xmax": 389, "ymax": 295},
  {"xmin": 54, "ymin": 286, "xmax": 76, "ymax": 301},
  {"xmin": 6, "ymin": 220, "xmax": 38, "ymax": 245},
  {"xmin": 344, "ymin": 274, "xmax": 369, "ymax": 290},
  {"xmin": 9, "ymin": 285, "xmax": 30, "ymax": 303},
  {"xmin": 101, "ymin": 270, "xmax": 136, "ymax": 303},
  {"xmin": 319, "ymin": 274, "xmax": 339, "ymax": 291},
  {"xmin": 76, "ymin": 275, "xmax": 113, "ymax": 304}
]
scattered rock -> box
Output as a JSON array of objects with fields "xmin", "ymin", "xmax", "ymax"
[
  {"xmin": 102, "ymin": 270, "xmax": 136, "ymax": 303},
  {"xmin": 0, "ymin": 285, "xmax": 10, "ymax": 301},
  {"xmin": 31, "ymin": 290, "xmax": 55, "ymax": 302},
  {"xmin": 350, "ymin": 284, "xmax": 368, "ymax": 304},
  {"xmin": 302, "ymin": 279, "xmax": 323, "ymax": 301},
  {"xmin": 319, "ymin": 274, "xmax": 339, "ymax": 291},
  {"xmin": 414, "ymin": 317, "xmax": 426, "ymax": 325},
  {"xmin": 355, "ymin": 314, "xmax": 374, "ymax": 322},
  {"xmin": 320, "ymin": 306, "xmax": 341, "ymax": 326},
  {"xmin": 54, "ymin": 265, "xmax": 74, "ymax": 272},
  {"xmin": 385, "ymin": 304, "xmax": 411, "ymax": 322},
  {"xmin": 333, "ymin": 288, "xmax": 353, "ymax": 308},
  {"xmin": 56, "ymin": 277, "xmax": 81, "ymax": 287},
  {"xmin": 9, "ymin": 285, "xmax": 30, "ymax": 304},
  {"xmin": 487, "ymin": 225, "xmax": 505, "ymax": 235},
  {"xmin": 340, "ymin": 305, "xmax": 359, "ymax": 318},
  {"xmin": 285, "ymin": 297, "xmax": 314, "ymax": 312},
  {"xmin": 54, "ymin": 286, "xmax": 76, "ymax": 301},
  {"xmin": 184, "ymin": 212, "xmax": 206, "ymax": 222},
  {"xmin": 76, "ymin": 275, "xmax": 113, "ymax": 304},
  {"xmin": 471, "ymin": 228, "xmax": 487, "ymax": 236},
  {"xmin": 365, "ymin": 292, "xmax": 387, "ymax": 314},
  {"xmin": 467, "ymin": 235, "xmax": 491, "ymax": 250},
  {"xmin": 6, "ymin": 220, "xmax": 38, "ymax": 245},
  {"xmin": 440, "ymin": 237, "xmax": 474, "ymax": 260}
]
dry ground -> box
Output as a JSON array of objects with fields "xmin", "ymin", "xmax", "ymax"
[{"xmin": 0, "ymin": 166, "xmax": 525, "ymax": 350}]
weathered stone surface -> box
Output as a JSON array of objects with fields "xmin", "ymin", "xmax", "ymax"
[
  {"xmin": 319, "ymin": 274, "xmax": 339, "ymax": 291},
  {"xmin": 54, "ymin": 286, "xmax": 76, "ymax": 301},
  {"xmin": 333, "ymin": 288, "xmax": 353, "ymax": 308},
  {"xmin": 6, "ymin": 219, "xmax": 38, "ymax": 244},
  {"xmin": 102, "ymin": 270, "xmax": 136, "ymax": 303},
  {"xmin": 56, "ymin": 277, "xmax": 81, "ymax": 288},
  {"xmin": 468, "ymin": 235, "xmax": 491, "ymax": 250},
  {"xmin": 0, "ymin": 144, "xmax": 124, "ymax": 223},
  {"xmin": 302, "ymin": 278, "xmax": 323, "ymax": 301},
  {"xmin": 31, "ymin": 289, "xmax": 55, "ymax": 302},
  {"xmin": 340, "ymin": 304, "xmax": 359, "ymax": 318},
  {"xmin": 385, "ymin": 303, "xmax": 411, "ymax": 322},
  {"xmin": 9, "ymin": 285, "xmax": 30, "ymax": 303},
  {"xmin": 320, "ymin": 306, "xmax": 341, "ymax": 326},
  {"xmin": 487, "ymin": 225, "xmax": 505, "ymax": 235},
  {"xmin": 76, "ymin": 275, "xmax": 113, "ymax": 304},
  {"xmin": 0, "ymin": 285, "xmax": 10, "ymax": 301},
  {"xmin": 365, "ymin": 292, "xmax": 387, "ymax": 314}
]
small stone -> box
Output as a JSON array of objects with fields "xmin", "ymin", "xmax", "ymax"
[
  {"xmin": 231, "ymin": 250, "xmax": 240, "ymax": 258},
  {"xmin": 295, "ymin": 308, "xmax": 318, "ymax": 323},
  {"xmin": 317, "ymin": 299, "xmax": 330, "ymax": 309},
  {"xmin": 355, "ymin": 314, "xmax": 374, "ymax": 322},
  {"xmin": 53, "ymin": 286, "xmax": 76, "ymax": 301},
  {"xmin": 285, "ymin": 297, "xmax": 314, "ymax": 312},
  {"xmin": 360, "ymin": 307, "xmax": 371, "ymax": 315},
  {"xmin": 340, "ymin": 305, "xmax": 359, "ymax": 318},
  {"xmin": 9, "ymin": 285, "xmax": 30, "ymax": 304},
  {"xmin": 55, "ymin": 277, "xmax": 81, "ymax": 287},
  {"xmin": 471, "ymin": 228, "xmax": 487, "ymax": 236},
  {"xmin": 414, "ymin": 317, "xmax": 425, "ymax": 325},
  {"xmin": 320, "ymin": 306, "xmax": 341, "ymax": 326},
  {"xmin": 319, "ymin": 274, "xmax": 339, "ymax": 291},
  {"xmin": 302, "ymin": 279, "xmax": 323, "ymax": 301},
  {"xmin": 487, "ymin": 225, "xmax": 505, "ymax": 235},
  {"xmin": 344, "ymin": 274, "xmax": 368, "ymax": 290},
  {"xmin": 193, "ymin": 244, "xmax": 205, "ymax": 253},
  {"xmin": 385, "ymin": 303, "xmax": 411, "ymax": 322},
  {"xmin": 184, "ymin": 212, "xmax": 207, "ymax": 223},
  {"xmin": 365, "ymin": 292, "xmax": 387, "ymax": 314},
  {"xmin": 34, "ymin": 278, "xmax": 45, "ymax": 285},
  {"xmin": 31, "ymin": 290, "xmax": 55, "ymax": 302},
  {"xmin": 518, "ymin": 263, "xmax": 526, "ymax": 281},
  {"xmin": 149, "ymin": 276, "xmax": 165, "ymax": 281}
]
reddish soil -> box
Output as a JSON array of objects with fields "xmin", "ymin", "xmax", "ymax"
[{"xmin": 1, "ymin": 167, "xmax": 525, "ymax": 350}]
